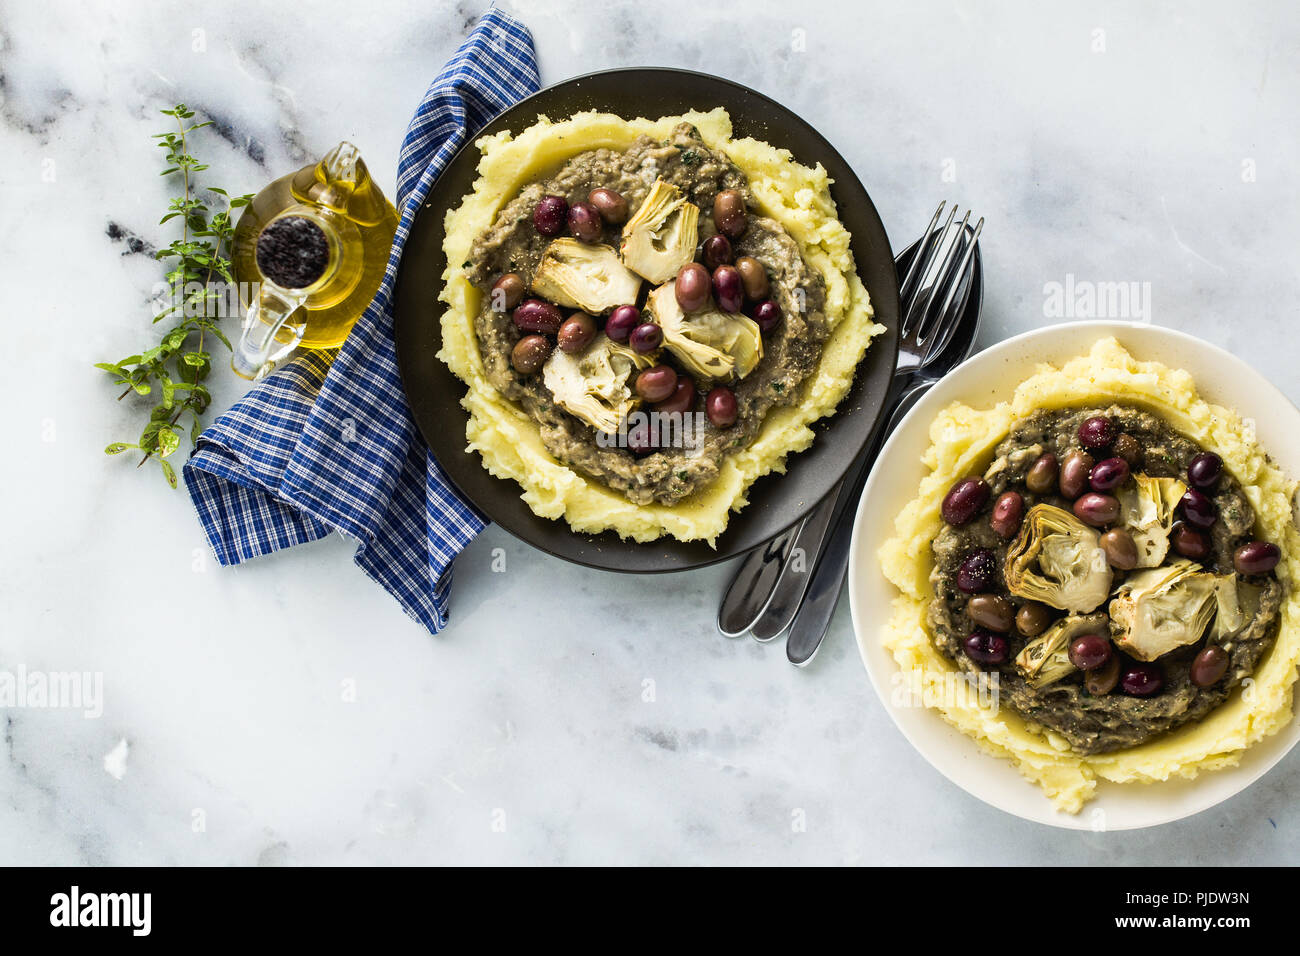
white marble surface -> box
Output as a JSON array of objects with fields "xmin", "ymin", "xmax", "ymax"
[{"xmin": 2, "ymin": 0, "xmax": 1298, "ymax": 864}]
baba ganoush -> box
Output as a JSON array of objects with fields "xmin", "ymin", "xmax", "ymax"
[{"xmin": 438, "ymin": 108, "xmax": 881, "ymax": 544}]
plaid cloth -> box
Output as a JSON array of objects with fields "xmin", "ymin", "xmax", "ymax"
[{"xmin": 183, "ymin": 9, "xmax": 540, "ymax": 633}]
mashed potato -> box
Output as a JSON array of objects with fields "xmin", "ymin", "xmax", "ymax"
[
  {"xmin": 438, "ymin": 109, "xmax": 882, "ymax": 544},
  {"xmin": 878, "ymin": 338, "xmax": 1300, "ymax": 812}
]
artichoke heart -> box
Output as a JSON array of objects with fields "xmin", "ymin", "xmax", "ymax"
[
  {"xmin": 646, "ymin": 284, "xmax": 763, "ymax": 382},
  {"xmin": 1109, "ymin": 559, "xmax": 1242, "ymax": 661},
  {"xmin": 531, "ymin": 239, "xmax": 643, "ymax": 314},
  {"xmin": 1004, "ymin": 504, "xmax": 1113, "ymax": 613},
  {"xmin": 1117, "ymin": 474, "xmax": 1187, "ymax": 568},
  {"xmin": 619, "ymin": 179, "xmax": 700, "ymax": 284},
  {"xmin": 542, "ymin": 334, "xmax": 653, "ymax": 435},
  {"xmin": 1016, "ymin": 613, "xmax": 1109, "ymax": 688}
]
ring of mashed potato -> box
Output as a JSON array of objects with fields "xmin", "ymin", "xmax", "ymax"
[
  {"xmin": 878, "ymin": 338, "xmax": 1300, "ymax": 812},
  {"xmin": 438, "ymin": 108, "xmax": 882, "ymax": 544}
]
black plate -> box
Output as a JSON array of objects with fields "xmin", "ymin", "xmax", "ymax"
[{"xmin": 394, "ymin": 68, "xmax": 900, "ymax": 573}]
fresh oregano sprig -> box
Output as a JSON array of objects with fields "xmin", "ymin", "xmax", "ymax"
[{"xmin": 96, "ymin": 104, "xmax": 253, "ymax": 487}]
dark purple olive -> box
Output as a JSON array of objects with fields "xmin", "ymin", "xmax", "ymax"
[
  {"xmin": 1171, "ymin": 521, "xmax": 1209, "ymax": 561},
  {"xmin": 1180, "ymin": 488, "xmax": 1217, "ymax": 529},
  {"xmin": 1099, "ymin": 528, "xmax": 1138, "ymax": 570},
  {"xmin": 557, "ymin": 313, "xmax": 596, "ymax": 354},
  {"xmin": 675, "ymin": 263, "xmax": 712, "ymax": 312},
  {"xmin": 1112, "ymin": 433, "xmax": 1143, "ymax": 468},
  {"xmin": 1190, "ymin": 646, "xmax": 1229, "ymax": 688},
  {"xmin": 490, "ymin": 272, "xmax": 525, "ymax": 312},
  {"xmin": 567, "ymin": 201, "xmax": 602, "ymax": 242},
  {"xmin": 966, "ymin": 594, "xmax": 1014, "ymax": 632},
  {"xmin": 990, "ymin": 491, "xmax": 1024, "ymax": 539},
  {"xmin": 713, "ymin": 189, "xmax": 747, "ymax": 238},
  {"xmin": 734, "ymin": 256, "xmax": 770, "ymax": 301},
  {"xmin": 1059, "ymin": 450, "xmax": 1095, "ymax": 499},
  {"xmin": 752, "ymin": 300, "xmax": 782, "ymax": 333},
  {"xmin": 963, "ymin": 630, "xmax": 1009, "ymax": 667},
  {"xmin": 625, "ymin": 417, "xmax": 657, "ymax": 455},
  {"xmin": 1072, "ymin": 492, "xmax": 1120, "ymax": 527},
  {"xmin": 1089, "ymin": 456, "xmax": 1129, "ymax": 492},
  {"xmin": 629, "ymin": 322, "xmax": 663, "ymax": 354},
  {"xmin": 942, "ymin": 478, "xmax": 991, "ymax": 527},
  {"xmin": 605, "ymin": 305, "xmax": 640, "ymax": 343},
  {"xmin": 705, "ymin": 386, "xmax": 738, "ymax": 427},
  {"xmin": 1078, "ymin": 415, "xmax": 1117, "ymax": 450},
  {"xmin": 956, "ymin": 549, "xmax": 998, "ymax": 594},
  {"xmin": 587, "ymin": 187, "xmax": 628, "ymax": 224},
  {"xmin": 1025, "ymin": 453, "xmax": 1059, "ymax": 495},
  {"xmin": 510, "ymin": 335, "xmax": 551, "ymax": 374},
  {"xmin": 1187, "ymin": 452, "xmax": 1223, "ymax": 490},
  {"xmin": 512, "ymin": 298, "xmax": 562, "ymax": 334},
  {"xmin": 701, "ymin": 234, "xmax": 733, "ymax": 270},
  {"xmin": 1121, "ymin": 663, "xmax": 1164, "ymax": 697},
  {"xmin": 1068, "ymin": 633, "xmax": 1113, "ymax": 671},
  {"xmin": 652, "ymin": 376, "xmax": 696, "ymax": 416},
  {"xmin": 635, "ymin": 365, "xmax": 678, "ymax": 404},
  {"xmin": 1234, "ymin": 540, "xmax": 1281, "ymax": 575},
  {"xmin": 1086, "ymin": 655, "xmax": 1121, "ymax": 695},
  {"xmin": 713, "ymin": 265, "xmax": 744, "ymax": 313},
  {"xmin": 533, "ymin": 194, "xmax": 568, "ymax": 236}
]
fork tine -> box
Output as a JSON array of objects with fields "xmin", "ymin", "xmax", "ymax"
[
  {"xmin": 924, "ymin": 216, "xmax": 984, "ymax": 362},
  {"xmin": 901, "ymin": 204, "xmax": 957, "ymax": 335},
  {"xmin": 897, "ymin": 202, "xmax": 945, "ymax": 309},
  {"xmin": 915, "ymin": 209, "xmax": 969, "ymax": 344}
]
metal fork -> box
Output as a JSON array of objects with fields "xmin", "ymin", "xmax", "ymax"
[{"xmin": 716, "ymin": 203, "xmax": 983, "ymax": 658}]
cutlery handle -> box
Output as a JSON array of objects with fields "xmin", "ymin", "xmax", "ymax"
[
  {"xmin": 786, "ymin": 379, "xmax": 932, "ymax": 665},
  {"xmin": 748, "ymin": 483, "xmax": 841, "ymax": 641},
  {"xmin": 716, "ymin": 527, "xmax": 797, "ymax": 637}
]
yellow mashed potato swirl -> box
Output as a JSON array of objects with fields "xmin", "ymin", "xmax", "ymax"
[
  {"xmin": 438, "ymin": 108, "xmax": 882, "ymax": 544},
  {"xmin": 878, "ymin": 338, "xmax": 1300, "ymax": 813}
]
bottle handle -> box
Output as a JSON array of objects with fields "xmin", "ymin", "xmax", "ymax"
[{"xmin": 231, "ymin": 282, "xmax": 310, "ymax": 380}]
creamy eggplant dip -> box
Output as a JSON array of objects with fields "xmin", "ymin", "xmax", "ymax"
[
  {"xmin": 928, "ymin": 405, "xmax": 1284, "ymax": 755},
  {"xmin": 464, "ymin": 123, "xmax": 828, "ymax": 506}
]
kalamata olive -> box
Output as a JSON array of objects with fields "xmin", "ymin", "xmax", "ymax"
[
  {"xmin": 1085, "ymin": 655, "xmax": 1121, "ymax": 695},
  {"xmin": 567, "ymin": 201, "xmax": 602, "ymax": 242},
  {"xmin": 956, "ymin": 548, "xmax": 998, "ymax": 594},
  {"xmin": 653, "ymin": 376, "xmax": 696, "ymax": 416},
  {"xmin": 1170, "ymin": 521, "xmax": 1209, "ymax": 561},
  {"xmin": 734, "ymin": 256, "xmax": 770, "ymax": 301},
  {"xmin": 1099, "ymin": 527, "xmax": 1139, "ymax": 570},
  {"xmin": 752, "ymin": 300, "xmax": 782, "ymax": 333},
  {"xmin": 510, "ymin": 334, "xmax": 551, "ymax": 374},
  {"xmin": 1025, "ymin": 453, "xmax": 1059, "ymax": 495},
  {"xmin": 625, "ymin": 417, "xmax": 657, "ymax": 455},
  {"xmin": 557, "ymin": 313, "xmax": 596, "ymax": 354},
  {"xmin": 512, "ymin": 298, "xmax": 562, "ymax": 334},
  {"xmin": 1180, "ymin": 488, "xmax": 1217, "ymax": 529},
  {"xmin": 990, "ymin": 491, "xmax": 1024, "ymax": 539},
  {"xmin": 941, "ymin": 477, "xmax": 991, "ymax": 527},
  {"xmin": 1190, "ymin": 645, "xmax": 1229, "ymax": 687},
  {"xmin": 701, "ymin": 234, "xmax": 733, "ymax": 270},
  {"xmin": 629, "ymin": 322, "xmax": 663, "ymax": 354},
  {"xmin": 1073, "ymin": 492, "xmax": 1120, "ymax": 527},
  {"xmin": 675, "ymin": 263, "xmax": 712, "ymax": 312},
  {"xmin": 1078, "ymin": 415, "xmax": 1117, "ymax": 450},
  {"xmin": 1112, "ymin": 433, "xmax": 1143, "ymax": 468},
  {"xmin": 1121, "ymin": 663, "xmax": 1164, "ymax": 697},
  {"xmin": 1016, "ymin": 602, "xmax": 1053, "ymax": 638},
  {"xmin": 533, "ymin": 194, "xmax": 568, "ymax": 236},
  {"xmin": 1187, "ymin": 451, "xmax": 1223, "ymax": 490},
  {"xmin": 967, "ymin": 594, "xmax": 1014, "ymax": 632},
  {"xmin": 1089, "ymin": 456, "xmax": 1130, "ymax": 492},
  {"xmin": 605, "ymin": 305, "xmax": 640, "ymax": 343},
  {"xmin": 705, "ymin": 386, "xmax": 738, "ymax": 427},
  {"xmin": 635, "ymin": 365, "xmax": 678, "ymax": 404},
  {"xmin": 1068, "ymin": 633, "xmax": 1113, "ymax": 671},
  {"xmin": 1059, "ymin": 450, "xmax": 1095, "ymax": 499},
  {"xmin": 713, "ymin": 189, "xmax": 747, "ymax": 238},
  {"xmin": 490, "ymin": 272, "xmax": 525, "ymax": 312},
  {"xmin": 713, "ymin": 265, "xmax": 744, "ymax": 313},
  {"xmin": 1234, "ymin": 540, "xmax": 1281, "ymax": 575},
  {"xmin": 587, "ymin": 187, "xmax": 628, "ymax": 224},
  {"xmin": 963, "ymin": 630, "xmax": 1009, "ymax": 667}
]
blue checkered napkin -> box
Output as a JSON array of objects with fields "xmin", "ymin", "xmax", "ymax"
[{"xmin": 183, "ymin": 10, "xmax": 541, "ymax": 633}]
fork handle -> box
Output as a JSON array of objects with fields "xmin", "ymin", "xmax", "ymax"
[{"xmin": 786, "ymin": 377, "xmax": 931, "ymax": 665}]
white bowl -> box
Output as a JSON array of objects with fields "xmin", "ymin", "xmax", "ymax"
[{"xmin": 848, "ymin": 320, "xmax": 1300, "ymax": 830}]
